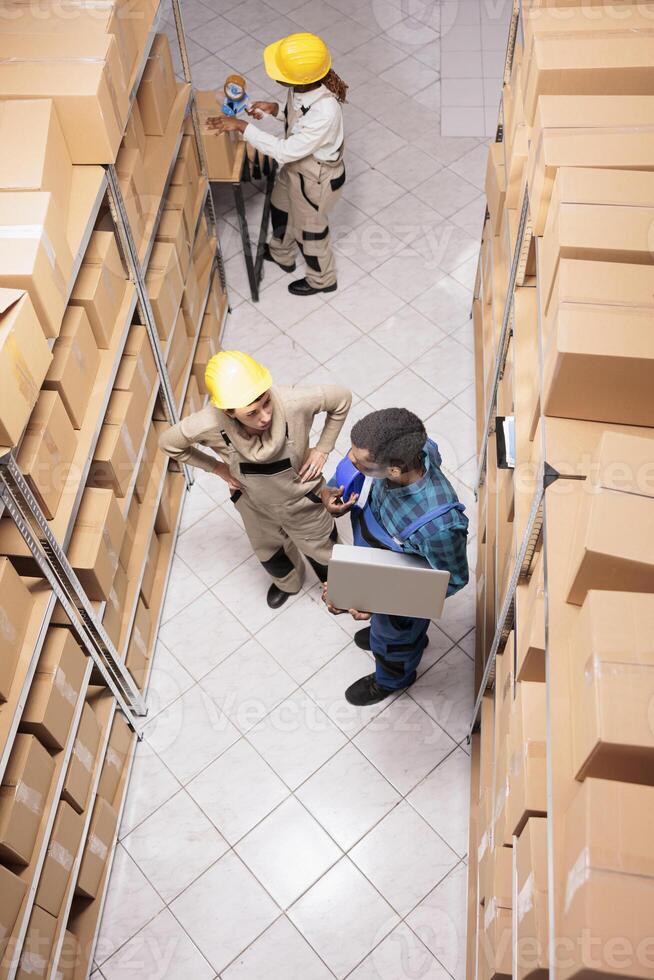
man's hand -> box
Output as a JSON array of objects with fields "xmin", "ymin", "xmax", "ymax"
[
  {"xmin": 299, "ymin": 448, "xmax": 327, "ymax": 484},
  {"xmin": 206, "ymin": 115, "xmax": 247, "ymax": 134},
  {"xmin": 246, "ymin": 101, "xmax": 279, "ymax": 119},
  {"xmin": 321, "ymin": 585, "xmax": 372, "ymax": 621},
  {"xmin": 213, "ymin": 461, "xmax": 244, "ymax": 493},
  {"xmin": 320, "ymin": 485, "xmax": 359, "ymax": 516}
]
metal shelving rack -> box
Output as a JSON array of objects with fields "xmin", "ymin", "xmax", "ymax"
[{"xmin": 0, "ymin": 2, "xmax": 230, "ymax": 975}]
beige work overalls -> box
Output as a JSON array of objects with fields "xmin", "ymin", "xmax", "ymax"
[
  {"xmin": 268, "ymin": 91, "xmax": 346, "ymax": 289},
  {"xmin": 221, "ymin": 418, "xmax": 337, "ymax": 594}
]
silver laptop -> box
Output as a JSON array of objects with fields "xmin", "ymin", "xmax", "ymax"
[{"xmin": 327, "ymin": 544, "xmax": 450, "ymax": 620}]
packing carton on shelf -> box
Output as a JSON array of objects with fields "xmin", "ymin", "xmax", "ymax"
[
  {"xmin": 115, "ymin": 324, "xmax": 158, "ymax": 421},
  {"xmin": 0, "ymin": 865, "xmax": 27, "ymax": 960},
  {"xmin": 522, "ymin": 4, "xmax": 654, "ymax": 54},
  {"xmin": 571, "ymin": 590, "xmax": 654, "ymax": 785},
  {"xmin": 20, "ymin": 627, "xmax": 86, "ymax": 751},
  {"xmin": 123, "ymin": 100, "xmax": 147, "ymax": 159},
  {"xmin": 58, "ymin": 929, "xmax": 79, "ymax": 980},
  {"xmin": 43, "ymin": 307, "xmax": 99, "ymax": 430},
  {"xmin": 507, "ymin": 681, "xmax": 547, "ymax": 838},
  {"xmin": 140, "ymin": 533, "xmax": 161, "ymax": 609},
  {"xmin": 134, "ymin": 426, "xmax": 158, "ymax": 507},
  {"xmin": 89, "ymin": 390, "xmax": 142, "ymax": 498},
  {"xmin": 16, "ymin": 906, "xmax": 57, "ymax": 980},
  {"xmin": 516, "ymin": 817, "xmax": 548, "ymax": 980},
  {"xmin": 61, "ymin": 701, "xmax": 101, "ymax": 814},
  {"xmin": 157, "ymin": 207, "xmax": 192, "ymax": 281},
  {"xmin": 480, "ymin": 897, "xmax": 512, "ymax": 980},
  {"xmin": 16, "ymin": 390, "xmax": 77, "ymax": 520},
  {"xmin": 0, "ymin": 32, "xmax": 128, "ymax": 164},
  {"xmin": 0, "ymin": 99, "xmax": 73, "ymax": 220},
  {"xmin": 0, "ymin": 558, "xmax": 34, "ymax": 702},
  {"xmin": 97, "ymin": 714, "xmax": 132, "ymax": 806},
  {"xmin": 115, "ymin": 145, "xmax": 146, "ymax": 246},
  {"xmin": 196, "ymin": 90, "xmax": 240, "ymax": 179},
  {"xmin": 126, "ymin": 597, "xmax": 152, "ymax": 689},
  {"xmin": 486, "ymin": 143, "xmax": 506, "ymax": 235},
  {"xmin": 68, "ymin": 487, "xmax": 125, "ymax": 602},
  {"xmin": 0, "ymin": 734, "xmax": 54, "ymax": 866},
  {"xmin": 167, "ymin": 318, "xmax": 191, "ymax": 393},
  {"xmin": 145, "ymin": 242, "xmax": 185, "ymax": 341},
  {"xmin": 559, "ymin": 778, "xmax": 654, "ymax": 980},
  {"xmin": 136, "ymin": 33, "xmax": 178, "ymax": 136},
  {"xmin": 103, "ymin": 563, "xmax": 128, "ymax": 648},
  {"xmin": 69, "ymin": 229, "xmax": 127, "ymax": 349},
  {"xmin": 0, "ymin": 191, "xmax": 73, "ymax": 338},
  {"xmin": 74, "ymin": 796, "xmax": 118, "ymax": 900},
  {"xmin": 515, "ymin": 553, "xmax": 545, "ymax": 683},
  {"xmin": 0, "ymin": 288, "xmax": 52, "ymax": 447},
  {"xmin": 34, "ymin": 801, "xmax": 84, "ymax": 918},
  {"xmin": 567, "ymin": 430, "xmax": 654, "ymax": 605}
]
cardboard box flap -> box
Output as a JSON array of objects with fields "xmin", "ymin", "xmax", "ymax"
[
  {"xmin": 578, "ymin": 590, "xmax": 654, "ymax": 667},
  {"xmin": 591, "ymin": 430, "xmax": 654, "ymax": 498},
  {"xmin": 0, "ymin": 287, "xmax": 25, "ymax": 318},
  {"xmin": 551, "ymin": 166, "xmax": 654, "ymax": 208},
  {"xmin": 550, "ymin": 305, "xmax": 654, "ymax": 360}
]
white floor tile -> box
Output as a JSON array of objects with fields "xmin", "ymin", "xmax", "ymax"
[
  {"xmin": 374, "ymin": 191, "xmax": 443, "ymax": 248},
  {"xmin": 288, "ymin": 858, "xmax": 399, "ymax": 979},
  {"xmin": 410, "ymin": 648, "xmax": 475, "ymax": 743},
  {"xmin": 350, "ymin": 801, "xmax": 459, "ymax": 916},
  {"xmin": 95, "ymin": 846, "xmax": 165, "ymax": 965},
  {"xmin": 222, "ymin": 916, "xmax": 333, "ymax": 979},
  {"xmin": 211, "ymin": 553, "xmax": 302, "ymax": 633},
  {"xmin": 119, "ymin": 737, "xmax": 180, "ymax": 839},
  {"xmin": 220, "ymin": 302, "xmax": 282, "ymax": 354},
  {"xmin": 297, "ymin": 743, "xmax": 400, "ymax": 850},
  {"xmin": 143, "ymin": 642, "xmax": 195, "ymax": 722},
  {"xmin": 406, "ymin": 863, "xmax": 468, "ymax": 980},
  {"xmin": 370, "ymin": 306, "xmax": 444, "ymax": 365},
  {"xmin": 287, "ymin": 0, "xmax": 339, "ymax": 30},
  {"xmin": 346, "ymin": 119, "xmax": 407, "ymax": 167},
  {"xmin": 180, "ymin": 485, "xmax": 218, "ymax": 534},
  {"xmin": 187, "ymin": 738, "xmax": 289, "ymax": 844},
  {"xmin": 170, "ymin": 852, "xmax": 280, "ymax": 975},
  {"xmin": 348, "ymin": 922, "xmax": 450, "ymax": 980},
  {"xmin": 122, "ymin": 790, "xmax": 229, "ymax": 903},
  {"xmin": 159, "ymin": 555, "xmax": 206, "ymax": 625},
  {"xmin": 380, "ymin": 56, "xmax": 440, "ymax": 95},
  {"xmin": 411, "ymin": 274, "xmax": 473, "ymax": 332},
  {"xmin": 354, "ymin": 697, "xmax": 457, "ymax": 795},
  {"xmin": 320, "ymin": 17, "xmax": 376, "ymax": 55},
  {"xmin": 176, "ymin": 508, "xmax": 253, "ymax": 588},
  {"xmin": 413, "ymin": 335, "xmax": 474, "ymax": 400},
  {"xmin": 248, "ymin": 689, "xmax": 348, "ymax": 789},
  {"xmin": 441, "ymin": 106, "xmax": 486, "ymax": 138},
  {"xmin": 236, "ymin": 797, "xmax": 342, "ymax": 908},
  {"xmin": 442, "ymin": 77, "xmax": 485, "ymax": 108},
  {"xmin": 424, "ymin": 400, "xmax": 477, "ymax": 473},
  {"xmin": 158, "ymin": 590, "xmax": 249, "ymax": 681},
  {"xmin": 256, "ymin": 592, "xmax": 350, "ymax": 684},
  {"xmin": 342, "ymin": 170, "xmax": 405, "ymax": 219},
  {"xmin": 328, "ymin": 276, "xmax": 405, "ymax": 332},
  {"xmin": 415, "ymin": 167, "xmax": 480, "ymax": 219},
  {"xmin": 370, "ymin": 249, "xmax": 440, "ymax": 304},
  {"xmin": 407, "ymin": 746, "xmax": 471, "ymax": 856},
  {"xmin": 285, "ymin": 306, "xmax": 362, "ymax": 363},
  {"xmin": 348, "ymin": 35, "xmax": 408, "ymax": 72},
  {"xmin": 367, "ymin": 367, "xmax": 447, "ymax": 423},
  {"xmin": 322, "ymin": 334, "xmax": 402, "ymax": 400},
  {"xmin": 375, "ymin": 145, "xmax": 443, "ymax": 193},
  {"xmin": 101, "ymin": 908, "xmax": 214, "ymax": 980}
]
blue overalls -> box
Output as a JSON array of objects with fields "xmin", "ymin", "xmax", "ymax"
[{"xmin": 334, "ymin": 455, "xmax": 466, "ymax": 690}]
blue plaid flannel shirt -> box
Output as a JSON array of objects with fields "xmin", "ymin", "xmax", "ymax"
[{"xmin": 331, "ymin": 439, "xmax": 469, "ymax": 597}]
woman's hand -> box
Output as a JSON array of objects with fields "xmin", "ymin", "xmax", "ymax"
[
  {"xmin": 320, "ymin": 485, "xmax": 359, "ymax": 516},
  {"xmin": 206, "ymin": 115, "xmax": 247, "ymax": 135},
  {"xmin": 213, "ymin": 461, "xmax": 244, "ymax": 493},
  {"xmin": 299, "ymin": 448, "xmax": 327, "ymax": 483},
  {"xmin": 246, "ymin": 101, "xmax": 279, "ymax": 119},
  {"xmin": 321, "ymin": 585, "xmax": 371, "ymax": 621}
]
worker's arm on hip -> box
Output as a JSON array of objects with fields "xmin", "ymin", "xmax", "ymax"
[{"xmin": 158, "ymin": 405, "xmax": 231, "ymax": 474}]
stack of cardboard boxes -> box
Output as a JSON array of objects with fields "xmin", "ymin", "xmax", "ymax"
[
  {"xmin": 0, "ymin": 4, "xmax": 226, "ymax": 977},
  {"xmin": 470, "ymin": 3, "xmax": 654, "ymax": 977}
]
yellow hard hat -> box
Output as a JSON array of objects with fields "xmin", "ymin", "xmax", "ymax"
[
  {"xmin": 204, "ymin": 351, "xmax": 273, "ymax": 409},
  {"xmin": 263, "ymin": 33, "xmax": 331, "ymax": 86}
]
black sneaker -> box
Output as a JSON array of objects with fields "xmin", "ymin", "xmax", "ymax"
[
  {"xmin": 354, "ymin": 627, "xmax": 430, "ymax": 654},
  {"xmin": 267, "ymin": 583, "xmax": 298, "ymax": 609},
  {"xmin": 263, "ymin": 243, "xmax": 295, "ymax": 273},
  {"xmin": 288, "ymin": 277, "xmax": 337, "ymax": 296},
  {"xmin": 345, "ymin": 673, "xmax": 395, "ymax": 706}
]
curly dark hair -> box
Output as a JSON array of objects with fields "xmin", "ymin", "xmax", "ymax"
[{"xmin": 351, "ymin": 408, "xmax": 427, "ymax": 471}]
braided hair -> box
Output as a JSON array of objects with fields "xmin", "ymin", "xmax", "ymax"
[{"xmin": 322, "ymin": 68, "xmax": 349, "ymax": 103}]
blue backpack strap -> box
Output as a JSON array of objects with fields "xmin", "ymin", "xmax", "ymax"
[{"xmin": 397, "ymin": 501, "xmax": 466, "ymax": 542}]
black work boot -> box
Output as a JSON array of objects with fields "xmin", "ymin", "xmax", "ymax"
[
  {"xmin": 345, "ymin": 673, "xmax": 395, "ymax": 706},
  {"xmin": 263, "ymin": 242, "xmax": 295, "ymax": 273},
  {"xmin": 288, "ymin": 277, "xmax": 337, "ymax": 296},
  {"xmin": 354, "ymin": 628, "xmax": 430, "ymax": 654},
  {"xmin": 267, "ymin": 583, "xmax": 298, "ymax": 609}
]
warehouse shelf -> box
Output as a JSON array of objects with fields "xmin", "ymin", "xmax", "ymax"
[
  {"xmin": 127, "ymin": 0, "xmax": 165, "ymax": 107},
  {"xmin": 175, "ymin": 259, "xmax": 217, "ymax": 413},
  {"xmin": 117, "ymin": 379, "xmax": 163, "ymax": 520},
  {"xmin": 45, "ymin": 691, "xmax": 116, "ymax": 980},
  {"xmin": 0, "ymin": 658, "xmax": 94, "ymax": 980},
  {"xmin": 65, "ymin": 168, "xmax": 108, "ymax": 306}
]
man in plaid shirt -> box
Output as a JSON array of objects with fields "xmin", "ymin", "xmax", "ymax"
[{"xmin": 322, "ymin": 408, "xmax": 469, "ymax": 706}]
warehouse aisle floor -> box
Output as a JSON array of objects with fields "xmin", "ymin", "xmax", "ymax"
[{"xmin": 94, "ymin": 0, "xmax": 505, "ymax": 975}]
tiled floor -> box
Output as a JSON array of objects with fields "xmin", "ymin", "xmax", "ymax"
[{"xmin": 94, "ymin": 0, "xmax": 488, "ymax": 976}]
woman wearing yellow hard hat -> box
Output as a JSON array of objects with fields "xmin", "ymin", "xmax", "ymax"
[
  {"xmin": 159, "ymin": 350, "xmax": 352, "ymax": 608},
  {"xmin": 208, "ymin": 33, "xmax": 348, "ymax": 297}
]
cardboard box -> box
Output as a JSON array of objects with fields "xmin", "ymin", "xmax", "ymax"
[
  {"xmin": 103, "ymin": 562, "xmax": 128, "ymax": 648},
  {"xmin": 115, "ymin": 145, "xmax": 146, "ymax": 245},
  {"xmin": 62, "ymin": 702, "xmax": 101, "ymax": 814},
  {"xmin": 74, "ymin": 796, "xmax": 117, "ymax": 899},
  {"xmin": 560, "ymin": 778, "xmax": 654, "ymax": 980},
  {"xmin": 68, "ymin": 488, "xmax": 125, "ymax": 601},
  {"xmin": 70, "ymin": 230, "xmax": 126, "ymax": 349},
  {"xmin": 486, "ymin": 143, "xmax": 506, "ymax": 235},
  {"xmin": 123, "ymin": 100, "xmax": 147, "ymax": 159},
  {"xmin": 16, "ymin": 906, "xmax": 57, "ymax": 980},
  {"xmin": 507, "ymin": 682, "xmax": 546, "ymax": 838},
  {"xmin": 495, "ymin": 633, "xmax": 515, "ymax": 747},
  {"xmin": 58, "ymin": 929, "xmax": 79, "ymax": 980},
  {"xmin": 139, "ymin": 533, "xmax": 160, "ymax": 609},
  {"xmin": 21, "ymin": 627, "xmax": 86, "ymax": 751},
  {"xmin": 0, "ymin": 865, "xmax": 27, "ymax": 960},
  {"xmin": 182, "ymin": 260, "xmax": 201, "ymax": 331},
  {"xmin": 516, "ymin": 553, "xmax": 545, "ymax": 683},
  {"xmin": 0, "ymin": 191, "xmax": 72, "ymax": 338},
  {"xmin": 527, "ymin": 95, "xmax": 654, "ymax": 235},
  {"xmin": 0, "ymin": 32, "xmax": 127, "ymax": 164},
  {"xmin": 164, "ymin": 181, "xmax": 194, "ymax": 242},
  {"xmin": 155, "ymin": 475, "xmax": 173, "ymax": 534},
  {"xmin": 177, "ymin": 134, "xmax": 201, "ymax": 187},
  {"xmin": 43, "ymin": 306, "xmax": 99, "ymax": 430},
  {"xmin": 571, "ymin": 590, "xmax": 654, "ymax": 784},
  {"xmin": 183, "ymin": 375, "xmax": 204, "ymax": 418},
  {"xmin": 0, "ymin": 559, "xmax": 33, "ymax": 703},
  {"xmin": 480, "ymin": 900, "xmax": 512, "ymax": 980},
  {"xmin": 196, "ymin": 91, "xmax": 239, "ymax": 179},
  {"xmin": 157, "ymin": 207, "xmax": 191, "ymax": 280},
  {"xmin": 121, "ymin": 494, "xmax": 140, "ymax": 569},
  {"xmin": 516, "ymin": 817, "xmax": 548, "ymax": 980},
  {"xmin": 521, "ymin": 31, "xmax": 654, "ymax": 128},
  {"xmin": 97, "ymin": 714, "xmax": 132, "ymax": 806},
  {"xmin": 193, "ymin": 334, "xmax": 220, "ymax": 390},
  {"xmin": 16, "ymin": 390, "xmax": 77, "ymax": 520},
  {"xmin": 134, "ymin": 425, "xmax": 157, "ymax": 507},
  {"xmin": 0, "ymin": 734, "xmax": 54, "ymax": 865},
  {"xmin": 114, "ymin": 324, "xmax": 158, "ymax": 422},
  {"xmin": 0, "ymin": 99, "xmax": 73, "ymax": 220},
  {"xmin": 494, "ymin": 736, "xmax": 512, "ymax": 849},
  {"xmin": 0, "ymin": 288, "xmax": 52, "ymax": 446},
  {"xmin": 137, "ymin": 33, "xmax": 177, "ymax": 136},
  {"xmin": 522, "ymin": 5, "xmax": 654, "ymax": 52},
  {"xmin": 145, "ymin": 242, "xmax": 184, "ymax": 341},
  {"xmin": 126, "ymin": 598, "xmax": 152, "ymax": 689},
  {"xmin": 567, "ymin": 430, "xmax": 654, "ymax": 604},
  {"xmin": 89, "ymin": 390, "xmax": 141, "ymax": 498},
  {"xmin": 35, "ymin": 801, "xmax": 83, "ymax": 917}
]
